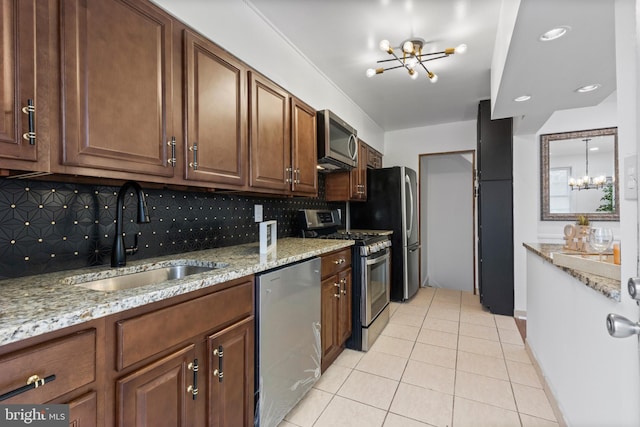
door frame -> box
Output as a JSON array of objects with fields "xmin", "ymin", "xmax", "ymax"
[{"xmin": 419, "ymin": 150, "xmax": 477, "ymax": 293}]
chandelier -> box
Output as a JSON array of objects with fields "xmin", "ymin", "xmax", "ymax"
[
  {"xmin": 366, "ymin": 38, "xmax": 467, "ymax": 82},
  {"xmin": 568, "ymin": 138, "xmax": 610, "ymax": 190}
]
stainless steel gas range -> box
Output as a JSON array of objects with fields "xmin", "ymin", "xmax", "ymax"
[{"xmin": 299, "ymin": 209, "xmax": 391, "ymax": 351}]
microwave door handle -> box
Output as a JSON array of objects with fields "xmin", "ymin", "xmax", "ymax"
[
  {"xmin": 348, "ymin": 134, "xmax": 357, "ymax": 160},
  {"xmin": 405, "ymin": 174, "xmax": 414, "ymax": 240}
]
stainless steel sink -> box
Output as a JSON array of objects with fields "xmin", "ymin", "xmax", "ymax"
[{"xmin": 74, "ymin": 263, "xmax": 227, "ymax": 292}]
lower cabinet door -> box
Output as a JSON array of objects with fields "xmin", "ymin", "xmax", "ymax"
[
  {"xmin": 207, "ymin": 317, "xmax": 254, "ymax": 427},
  {"xmin": 67, "ymin": 391, "xmax": 97, "ymax": 427},
  {"xmin": 117, "ymin": 344, "xmax": 196, "ymax": 427},
  {"xmin": 338, "ymin": 268, "xmax": 352, "ymax": 344},
  {"xmin": 320, "ymin": 276, "xmax": 340, "ymax": 372}
]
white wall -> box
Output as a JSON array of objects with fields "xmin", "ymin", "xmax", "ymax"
[{"xmin": 151, "ymin": 0, "xmax": 385, "ymax": 151}]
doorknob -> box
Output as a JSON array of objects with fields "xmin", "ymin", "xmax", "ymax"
[{"xmin": 606, "ymin": 313, "xmax": 640, "ymax": 338}]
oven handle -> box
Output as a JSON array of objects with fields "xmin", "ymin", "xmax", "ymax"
[{"xmin": 366, "ymin": 251, "xmax": 390, "ymax": 266}]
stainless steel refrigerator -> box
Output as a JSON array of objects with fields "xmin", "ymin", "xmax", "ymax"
[{"xmin": 351, "ymin": 166, "xmax": 420, "ymax": 301}]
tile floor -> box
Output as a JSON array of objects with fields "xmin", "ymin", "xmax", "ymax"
[{"xmin": 279, "ymin": 287, "xmax": 561, "ymax": 427}]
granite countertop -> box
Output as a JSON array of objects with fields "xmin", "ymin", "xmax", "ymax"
[
  {"xmin": 0, "ymin": 238, "xmax": 354, "ymax": 346},
  {"xmin": 523, "ymin": 243, "xmax": 621, "ymax": 301}
]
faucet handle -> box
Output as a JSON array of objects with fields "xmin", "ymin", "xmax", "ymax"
[{"xmin": 125, "ymin": 233, "xmax": 140, "ymax": 256}]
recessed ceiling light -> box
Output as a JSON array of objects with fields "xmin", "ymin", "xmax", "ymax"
[
  {"xmin": 539, "ymin": 26, "xmax": 571, "ymax": 42},
  {"xmin": 514, "ymin": 95, "xmax": 531, "ymax": 102},
  {"xmin": 576, "ymin": 84, "xmax": 601, "ymax": 93}
]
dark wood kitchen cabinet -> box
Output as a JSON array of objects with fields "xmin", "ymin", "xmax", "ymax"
[
  {"xmin": 325, "ymin": 138, "xmax": 368, "ymax": 201},
  {"xmin": 320, "ymin": 248, "xmax": 352, "ymax": 372},
  {"xmin": 0, "ymin": 0, "xmax": 49, "ymax": 172},
  {"xmin": 107, "ymin": 275, "xmax": 254, "ymax": 427},
  {"xmin": 0, "ymin": 322, "xmax": 103, "ymax": 427},
  {"xmin": 366, "ymin": 145, "xmax": 383, "ymax": 169},
  {"xmin": 249, "ymin": 71, "xmax": 318, "ymax": 196},
  {"xmin": 58, "ymin": 0, "xmax": 176, "ymax": 179},
  {"xmin": 183, "ymin": 29, "xmax": 248, "ymax": 189},
  {"xmin": 477, "ymin": 99, "xmax": 514, "ymax": 316}
]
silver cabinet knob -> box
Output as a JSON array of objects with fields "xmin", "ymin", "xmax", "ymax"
[
  {"xmin": 628, "ymin": 277, "xmax": 640, "ymax": 300},
  {"xmin": 606, "ymin": 313, "xmax": 640, "ymax": 338}
]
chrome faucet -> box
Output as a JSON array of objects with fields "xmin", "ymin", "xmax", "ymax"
[{"xmin": 111, "ymin": 181, "xmax": 150, "ymax": 267}]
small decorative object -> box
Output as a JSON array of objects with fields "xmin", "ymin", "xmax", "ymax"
[
  {"xmin": 260, "ymin": 220, "xmax": 277, "ymax": 254},
  {"xmin": 589, "ymin": 227, "xmax": 614, "ymax": 261},
  {"xmin": 563, "ymin": 216, "xmax": 591, "ymax": 252}
]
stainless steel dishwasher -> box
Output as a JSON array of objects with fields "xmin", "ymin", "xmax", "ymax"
[{"xmin": 254, "ymin": 257, "xmax": 321, "ymax": 427}]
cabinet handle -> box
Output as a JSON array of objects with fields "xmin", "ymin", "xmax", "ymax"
[
  {"xmin": 213, "ymin": 345, "xmax": 224, "ymax": 382},
  {"xmin": 0, "ymin": 374, "xmax": 56, "ymax": 402},
  {"xmin": 189, "ymin": 142, "xmax": 198, "ymax": 170},
  {"xmin": 167, "ymin": 137, "xmax": 177, "ymax": 166},
  {"xmin": 295, "ymin": 168, "xmax": 300, "ymax": 184},
  {"xmin": 187, "ymin": 359, "xmax": 198, "ymax": 400},
  {"xmin": 285, "ymin": 167, "xmax": 292, "ymax": 183},
  {"xmin": 341, "ymin": 278, "xmax": 347, "ymax": 295},
  {"xmin": 21, "ymin": 99, "xmax": 36, "ymax": 145},
  {"xmin": 333, "ymin": 258, "xmax": 345, "ymax": 265}
]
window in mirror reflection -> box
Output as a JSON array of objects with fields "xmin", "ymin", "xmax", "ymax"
[{"xmin": 541, "ymin": 127, "xmax": 619, "ymax": 221}]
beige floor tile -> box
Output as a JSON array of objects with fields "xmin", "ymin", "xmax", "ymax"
[
  {"xmin": 394, "ymin": 304, "xmax": 429, "ymax": 318},
  {"xmin": 389, "ymin": 382, "xmax": 454, "ymax": 427},
  {"xmin": 458, "ymin": 335, "xmax": 503, "ymax": 359},
  {"xmin": 452, "ymin": 396, "xmax": 521, "ymax": 427},
  {"xmin": 410, "ymin": 342, "xmax": 457, "ymax": 369},
  {"xmin": 460, "ymin": 291, "xmax": 480, "ymax": 305},
  {"xmin": 422, "ymin": 317, "xmax": 459, "ymax": 334},
  {"xmin": 389, "ymin": 312, "xmax": 426, "ymax": 328},
  {"xmin": 333, "ymin": 349, "xmax": 365, "ymax": 369},
  {"xmin": 499, "ymin": 328, "xmax": 525, "ymax": 345},
  {"xmin": 283, "ymin": 388, "xmax": 333, "ymax": 427},
  {"xmin": 512, "ymin": 383, "xmax": 557, "ymax": 421},
  {"xmin": 337, "ymin": 369, "xmax": 399, "ymax": 410},
  {"xmin": 314, "ymin": 395, "xmax": 387, "ymax": 427},
  {"xmin": 355, "ymin": 350, "xmax": 408, "ymax": 381},
  {"xmin": 382, "ymin": 413, "xmax": 430, "ymax": 426},
  {"xmin": 459, "ymin": 322, "xmax": 500, "ymax": 342},
  {"xmin": 401, "ymin": 359, "xmax": 455, "ymax": 394},
  {"xmin": 433, "ymin": 288, "xmax": 462, "ymax": 303},
  {"xmin": 313, "ymin": 364, "xmax": 352, "ymax": 394},
  {"xmin": 405, "ymin": 297, "xmax": 432, "ymax": 308},
  {"xmin": 388, "ymin": 302, "xmax": 401, "ymax": 317},
  {"xmin": 454, "ymin": 371, "xmax": 517, "ymax": 411},
  {"xmin": 502, "ymin": 342, "xmax": 532, "ymax": 364},
  {"xmin": 381, "ymin": 323, "xmax": 420, "ymax": 341},
  {"xmin": 429, "ymin": 301, "xmax": 461, "ymax": 312},
  {"xmin": 506, "ymin": 359, "xmax": 542, "ymax": 388},
  {"xmin": 460, "ymin": 302, "xmax": 485, "ymax": 313},
  {"xmin": 426, "ymin": 308, "xmax": 461, "ymax": 322},
  {"xmin": 456, "ymin": 350, "xmax": 508, "ymax": 381},
  {"xmin": 494, "ymin": 314, "xmax": 519, "ymax": 331},
  {"xmin": 416, "ymin": 328, "xmax": 458, "ymax": 350},
  {"xmin": 277, "ymin": 420, "xmax": 298, "ymax": 427},
  {"xmin": 520, "ymin": 413, "xmax": 560, "ymax": 427},
  {"xmin": 370, "ymin": 335, "xmax": 415, "ymax": 358},
  {"xmin": 459, "ymin": 311, "xmax": 496, "ymax": 328}
]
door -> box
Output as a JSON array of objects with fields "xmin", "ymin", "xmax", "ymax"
[
  {"xmin": 208, "ymin": 317, "xmax": 254, "ymax": 427},
  {"xmin": 321, "ymin": 276, "xmax": 339, "ymax": 371},
  {"xmin": 0, "ymin": 0, "xmax": 38, "ymax": 163},
  {"xmin": 338, "ymin": 268, "xmax": 352, "ymax": 344},
  {"xmin": 183, "ymin": 29, "xmax": 247, "ymax": 188},
  {"xmin": 117, "ymin": 344, "xmax": 196, "ymax": 427},
  {"xmin": 249, "ymin": 71, "xmax": 291, "ymax": 192},
  {"xmin": 60, "ymin": 0, "xmax": 175, "ymax": 177},
  {"xmin": 291, "ymin": 97, "xmax": 317, "ymax": 195}
]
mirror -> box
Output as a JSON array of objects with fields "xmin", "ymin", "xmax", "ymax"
[{"xmin": 541, "ymin": 127, "xmax": 619, "ymax": 221}]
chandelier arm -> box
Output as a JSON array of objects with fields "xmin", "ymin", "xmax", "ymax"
[
  {"xmin": 416, "ymin": 54, "xmax": 449, "ymax": 62},
  {"xmin": 379, "ymin": 64, "xmax": 407, "ymax": 72},
  {"xmin": 416, "ymin": 51, "xmax": 448, "ymax": 58}
]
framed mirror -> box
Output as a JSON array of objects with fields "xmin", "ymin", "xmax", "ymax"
[{"xmin": 541, "ymin": 127, "xmax": 619, "ymax": 221}]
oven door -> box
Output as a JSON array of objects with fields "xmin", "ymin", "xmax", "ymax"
[{"xmin": 363, "ymin": 248, "xmax": 391, "ymax": 326}]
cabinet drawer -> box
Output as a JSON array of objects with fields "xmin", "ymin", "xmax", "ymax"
[
  {"xmin": 117, "ymin": 279, "xmax": 253, "ymax": 370},
  {"xmin": 321, "ymin": 248, "xmax": 352, "ymax": 278},
  {"xmin": 0, "ymin": 329, "xmax": 96, "ymax": 404}
]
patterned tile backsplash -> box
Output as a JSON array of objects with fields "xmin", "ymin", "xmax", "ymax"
[{"xmin": 0, "ymin": 176, "xmax": 344, "ymax": 279}]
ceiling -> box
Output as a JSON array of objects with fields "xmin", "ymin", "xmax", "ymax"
[{"xmin": 246, "ymin": 0, "xmax": 616, "ymax": 134}]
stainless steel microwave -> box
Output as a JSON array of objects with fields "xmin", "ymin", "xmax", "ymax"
[{"xmin": 316, "ymin": 109, "xmax": 358, "ymax": 170}]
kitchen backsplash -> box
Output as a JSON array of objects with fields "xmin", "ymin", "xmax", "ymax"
[{"xmin": 0, "ymin": 176, "xmax": 343, "ymax": 279}]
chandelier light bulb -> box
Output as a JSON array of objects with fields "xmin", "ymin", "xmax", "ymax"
[
  {"xmin": 366, "ymin": 68, "xmax": 377, "ymax": 78},
  {"xmin": 379, "ymin": 40, "xmax": 391, "ymax": 52},
  {"xmin": 428, "ymin": 72, "xmax": 438, "ymax": 83},
  {"xmin": 455, "ymin": 44, "xmax": 468, "ymax": 54},
  {"xmin": 403, "ymin": 40, "xmax": 415, "ymax": 54},
  {"xmin": 408, "ymin": 69, "xmax": 418, "ymax": 80},
  {"xmin": 407, "ymin": 57, "xmax": 418, "ymax": 69}
]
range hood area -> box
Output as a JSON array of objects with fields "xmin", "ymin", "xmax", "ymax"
[{"xmin": 316, "ymin": 109, "xmax": 358, "ymax": 171}]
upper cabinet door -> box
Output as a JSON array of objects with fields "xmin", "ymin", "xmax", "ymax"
[
  {"xmin": 184, "ymin": 30, "xmax": 247, "ymax": 188},
  {"xmin": 249, "ymin": 71, "xmax": 291, "ymax": 192},
  {"xmin": 0, "ymin": 0, "xmax": 38, "ymax": 163},
  {"xmin": 60, "ymin": 0, "xmax": 174, "ymax": 177},
  {"xmin": 291, "ymin": 97, "xmax": 317, "ymax": 196}
]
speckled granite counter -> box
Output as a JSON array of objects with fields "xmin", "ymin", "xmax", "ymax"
[
  {"xmin": 523, "ymin": 243, "xmax": 621, "ymax": 301},
  {"xmin": 0, "ymin": 238, "xmax": 353, "ymax": 346}
]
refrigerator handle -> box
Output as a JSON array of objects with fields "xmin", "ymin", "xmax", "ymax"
[{"xmin": 405, "ymin": 174, "xmax": 414, "ymax": 240}]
